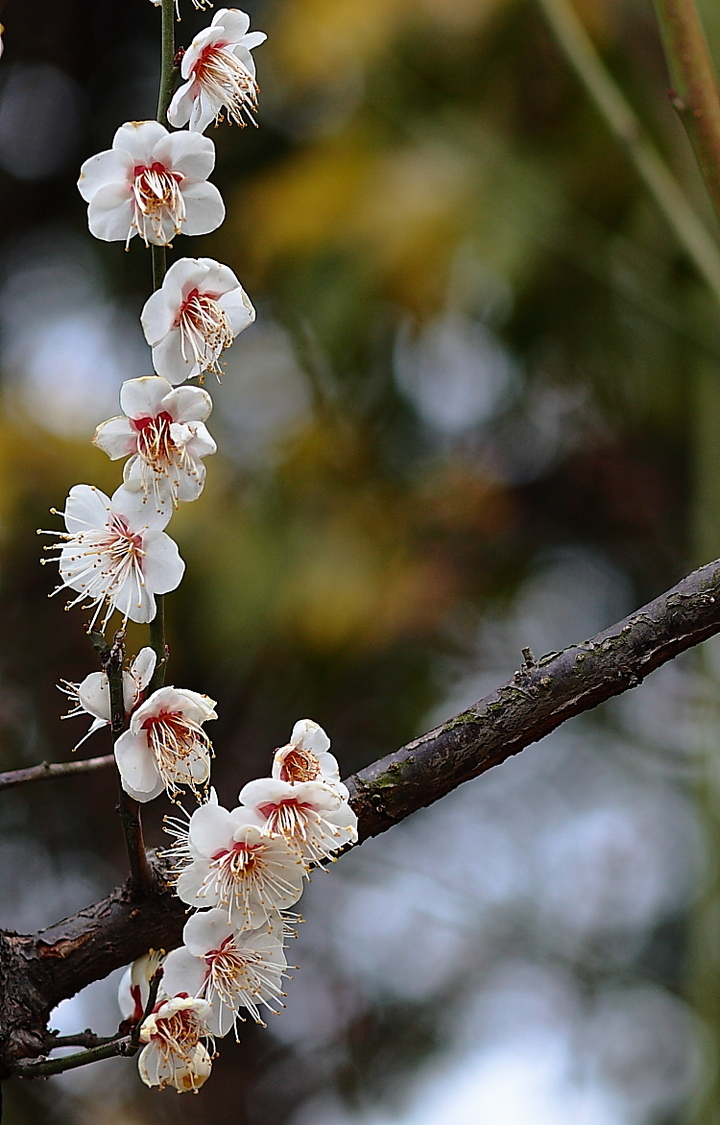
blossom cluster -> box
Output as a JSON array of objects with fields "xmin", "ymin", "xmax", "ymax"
[
  {"xmin": 44, "ymin": 3, "xmax": 358, "ymax": 1094},
  {"xmin": 120, "ymin": 719, "xmax": 356, "ymax": 1091}
]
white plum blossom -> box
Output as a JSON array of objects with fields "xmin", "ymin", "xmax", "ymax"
[
  {"xmin": 77, "ymin": 121, "xmax": 224, "ymax": 247},
  {"xmin": 138, "ymin": 995, "xmax": 213, "ymax": 1092},
  {"xmin": 141, "ymin": 257, "xmax": 255, "ymax": 384},
  {"xmin": 41, "ymin": 484, "xmax": 185, "ymax": 628},
  {"xmin": 241, "ymin": 776, "xmax": 357, "ymax": 865},
  {"xmin": 170, "ymin": 800, "xmax": 305, "ymax": 928},
  {"xmin": 163, "ymin": 909, "xmax": 287, "ymax": 1035},
  {"xmin": 59, "ymin": 646, "xmax": 156, "ymax": 749},
  {"xmin": 114, "ymin": 686, "xmax": 217, "ymax": 803},
  {"xmin": 168, "ymin": 9, "xmax": 267, "ymax": 133},
  {"xmin": 118, "ymin": 949, "xmax": 166, "ymax": 1022},
  {"xmin": 94, "ymin": 377, "xmax": 216, "ymax": 512},
  {"xmin": 273, "ymin": 719, "xmax": 347, "ymax": 796}
]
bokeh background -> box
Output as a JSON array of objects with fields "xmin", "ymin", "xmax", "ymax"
[{"xmin": 0, "ymin": 0, "xmax": 719, "ymax": 1120}]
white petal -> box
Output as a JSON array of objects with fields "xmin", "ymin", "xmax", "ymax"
[
  {"xmin": 87, "ymin": 185, "xmax": 134, "ymax": 242},
  {"xmin": 187, "ymin": 421, "xmax": 217, "ymax": 455},
  {"xmin": 141, "ymin": 291, "xmax": 176, "ymax": 347},
  {"xmin": 206, "ymin": 1000, "xmax": 234, "ymax": 1039},
  {"xmin": 113, "ymin": 120, "xmax": 168, "ymax": 165},
  {"xmin": 162, "ymin": 385, "xmax": 213, "ymax": 424},
  {"xmin": 231, "ymin": 45, "xmax": 257, "ymax": 80},
  {"xmin": 114, "ymin": 730, "xmax": 160, "ymax": 794},
  {"xmin": 111, "ymin": 484, "xmax": 172, "ymax": 532},
  {"xmin": 195, "ymin": 258, "xmax": 238, "ymax": 297},
  {"xmin": 189, "ymin": 94, "xmax": 220, "ymax": 135},
  {"xmin": 77, "ymin": 672, "xmax": 112, "ymax": 721},
  {"xmin": 241, "ymin": 31, "xmax": 267, "ymax": 50},
  {"xmin": 181, "ymin": 182, "xmax": 225, "ymax": 237},
  {"xmin": 214, "ymin": 9, "xmax": 251, "ymax": 40},
  {"xmin": 78, "ymin": 149, "xmax": 132, "ymax": 203},
  {"xmin": 122, "ymin": 669, "xmax": 139, "ymax": 712},
  {"xmin": 172, "ymin": 688, "xmax": 217, "ymax": 721},
  {"xmin": 292, "ymin": 719, "xmax": 331, "ymax": 756},
  {"xmin": 167, "ymin": 81, "xmax": 195, "ymax": 129},
  {"xmin": 152, "ymin": 327, "xmax": 198, "ymax": 384},
  {"xmin": 112, "ymin": 574, "xmax": 157, "ymax": 625},
  {"xmin": 239, "ymin": 777, "xmax": 293, "ymax": 809},
  {"xmin": 182, "ymin": 27, "xmax": 221, "ymax": 77},
  {"xmin": 131, "ymin": 646, "xmax": 157, "ymax": 691},
  {"xmin": 138, "ymin": 1042, "xmax": 163, "ymax": 1088},
  {"xmin": 63, "ymin": 484, "xmax": 112, "ymax": 535},
  {"xmin": 162, "ymin": 946, "xmax": 208, "ymax": 997},
  {"xmin": 93, "ymin": 416, "xmax": 137, "ymax": 460},
  {"xmin": 175, "ymin": 464, "xmax": 206, "ymax": 504},
  {"xmin": 176, "ymin": 859, "xmax": 214, "ymax": 907},
  {"xmin": 117, "ymin": 966, "xmax": 135, "ymax": 1020},
  {"xmin": 141, "ymin": 532, "xmax": 186, "ymax": 594},
  {"xmin": 123, "ymin": 775, "xmax": 166, "ymax": 802},
  {"xmin": 183, "ymin": 907, "xmax": 234, "ymax": 956},
  {"xmin": 153, "ymin": 131, "xmax": 216, "ymax": 183},
  {"xmin": 218, "ymin": 284, "xmax": 256, "ymax": 336},
  {"xmin": 120, "ymin": 376, "xmax": 173, "ymax": 420},
  {"xmin": 188, "ymin": 801, "xmax": 236, "ymax": 857}
]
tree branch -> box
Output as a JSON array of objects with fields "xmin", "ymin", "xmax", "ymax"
[
  {"xmin": 0, "ymin": 755, "xmax": 114, "ymax": 793},
  {"xmin": 651, "ymin": 0, "xmax": 720, "ymax": 224},
  {"xmin": 4, "ymin": 554, "xmax": 720, "ymax": 1073}
]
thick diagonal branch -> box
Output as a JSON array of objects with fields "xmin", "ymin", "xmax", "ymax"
[{"xmin": 4, "ymin": 554, "xmax": 720, "ymax": 1073}]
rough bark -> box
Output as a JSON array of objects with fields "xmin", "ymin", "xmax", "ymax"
[{"xmin": 5, "ymin": 554, "xmax": 720, "ymax": 1074}]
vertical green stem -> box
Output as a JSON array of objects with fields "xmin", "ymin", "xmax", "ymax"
[
  {"xmin": 156, "ymin": 0, "xmax": 177, "ymax": 129},
  {"xmin": 105, "ymin": 634, "xmax": 154, "ymax": 890},
  {"xmin": 651, "ymin": 0, "xmax": 720, "ymax": 225},
  {"xmin": 147, "ymin": 0, "xmax": 176, "ymax": 694}
]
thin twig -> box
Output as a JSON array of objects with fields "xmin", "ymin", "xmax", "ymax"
[
  {"xmin": 0, "ymin": 755, "xmax": 114, "ymax": 793},
  {"xmin": 103, "ymin": 632, "xmax": 154, "ymax": 892},
  {"xmin": 536, "ymin": 0, "xmax": 720, "ymax": 306},
  {"xmin": 129, "ymin": 967, "xmax": 164, "ymax": 1050},
  {"xmin": 15, "ymin": 1037, "xmax": 134, "ymax": 1080},
  {"xmin": 147, "ymin": 0, "xmax": 175, "ymax": 694},
  {"xmin": 44, "ymin": 1030, "xmax": 119, "ymax": 1050},
  {"xmin": 651, "ymin": 0, "xmax": 720, "ymax": 224},
  {"xmin": 156, "ymin": 0, "xmax": 177, "ymax": 128}
]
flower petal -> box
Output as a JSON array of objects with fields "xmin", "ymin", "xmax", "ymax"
[
  {"xmin": 111, "ymin": 484, "xmax": 172, "ymax": 532},
  {"xmin": 181, "ymin": 182, "xmax": 225, "ymax": 237},
  {"xmin": 112, "ymin": 573, "xmax": 157, "ymax": 625},
  {"xmin": 78, "ymin": 672, "xmax": 112, "ymax": 722},
  {"xmin": 131, "ymin": 646, "xmax": 157, "ymax": 692},
  {"xmin": 152, "ymin": 327, "xmax": 197, "ymax": 384},
  {"xmin": 87, "ymin": 184, "xmax": 134, "ymax": 242},
  {"xmin": 93, "ymin": 416, "xmax": 137, "ymax": 460},
  {"xmin": 162, "ymin": 385, "xmax": 212, "ymax": 424},
  {"xmin": 141, "ymin": 532, "xmax": 186, "ymax": 594},
  {"xmin": 152, "ymin": 130, "xmax": 216, "ymax": 183},
  {"xmin": 113, "ymin": 120, "xmax": 169, "ymax": 165},
  {"xmin": 63, "ymin": 484, "xmax": 112, "ymax": 535},
  {"xmin": 214, "ymin": 8, "xmax": 251, "ymax": 40},
  {"xmin": 78, "ymin": 149, "xmax": 132, "ymax": 203},
  {"xmin": 162, "ymin": 946, "xmax": 208, "ymax": 997},
  {"xmin": 241, "ymin": 31, "xmax": 267, "ymax": 50},
  {"xmin": 120, "ymin": 376, "xmax": 174, "ymax": 420},
  {"xmin": 188, "ymin": 801, "xmax": 237, "ymax": 857},
  {"xmin": 114, "ymin": 730, "xmax": 160, "ymax": 794},
  {"xmin": 218, "ymin": 284, "xmax": 256, "ymax": 335},
  {"xmin": 167, "ymin": 81, "xmax": 195, "ymax": 129},
  {"xmin": 183, "ymin": 907, "xmax": 234, "ymax": 956}
]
